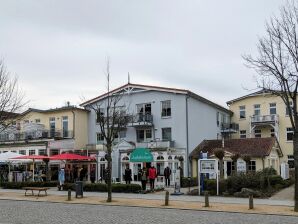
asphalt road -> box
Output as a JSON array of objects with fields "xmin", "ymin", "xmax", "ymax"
[{"xmin": 0, "ymin": 200, "xmax": 298, "ymax": 224}]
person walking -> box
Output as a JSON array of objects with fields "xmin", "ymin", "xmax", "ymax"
[
  {"xmin": 164, "ymin": 166, "xmax": 172, "ymax": 187},
  {"xmin": 140, "ymin": 167, "xmax": 147, "ymax": 191},
  {"xmin": 124, "ymin": 165, "xmax": 132, "ymax": 184},
  {"xmin": 148, "ymin": 165, "xmax": 157, "ymax": 191}
]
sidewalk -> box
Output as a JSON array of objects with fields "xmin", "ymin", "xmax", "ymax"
[{"xmin": 0, "ymin": 188, "xmax": 297, "ymax": 216}]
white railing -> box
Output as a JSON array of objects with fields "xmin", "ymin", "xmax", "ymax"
[
  {"xmin": 136, "ymin": 140, "xmax": 175, "ymax": 148},
  {"xmin": 251, "ymin": 114, "xmax": 278, "ymax": 123}
]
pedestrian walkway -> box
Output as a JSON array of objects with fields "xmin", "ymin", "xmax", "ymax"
[
  {"xmin": 270, "ymin": 185, "xmax": 294, "ymax": 201},
  {"xmin": 0, "ymin": 187, "xmax": 294, "ymax": 207}
]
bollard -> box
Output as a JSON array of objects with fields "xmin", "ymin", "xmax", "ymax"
[
  {"xmin": 249, "ymin": 194, "xmax": 254, "ymax": 209},
  {"xmin": 67, "ymin": 189, "xmax": 71, "ymax": 201},
  {"xmin": 204, "ymin": 191, "xmax": 209, "ymax": 207},
  {"xmin": 165, "ymin": 191, "xmax": 169, "ymax": 206}
]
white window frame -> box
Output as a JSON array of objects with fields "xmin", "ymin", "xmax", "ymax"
[
  {"xmin": 161, "ymin": 100, "xmax": 171, "ymax": 118},
  {"xmin": 286, "ymin": 127, "xmax": 293, "ymax": 141},
  {"xmin": 254, "ymin": 129, "xmax": 261, "ymax": 138},
  {"xmin": 254, "ymin": 104, "xmax": 261, "ymax": 116},
  {"xmin": 248, "ymin": 160, "xmax": 256, "ymax": 171},
  {"xmin": 239, "ymin": 130, "xmax": 246, "ymax": 139},
  {"xmin": 286, "ymin": 101, "xmax": 293, "ymax": 116},
  {"xmin": 239, "ymin": 106, "xmax": 246, "ymax": 119},
  {"xmin": 269, "ymin": 103, "xmax": 276, "ymax": 115},
  {"xmin": 162, "ymin": 127, "xmax": 172, "ymax": 141}
]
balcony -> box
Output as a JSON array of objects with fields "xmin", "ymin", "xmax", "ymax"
[
  {"xmin": 220, "ymin": 123, "xmax": 239, "ymax": 134},
  {"xmin": 0, "ymin": 129, "xmax": 74, "ymax": 142},
  {"xmin": 250, "ymin": 114, "xmax": 278, "ymax": 125},
  {"xmin": 136, "ymin": 140, "xmax": 175, "ymax": 149},
  {"xmin": 127, "ymin": 113, "xmax": 153, "ymax": 127}
]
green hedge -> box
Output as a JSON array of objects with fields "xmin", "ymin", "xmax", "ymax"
[
  {"xmin": 204, "ymin": 179, "xmax": 227, "ymax": 195},
  {"xmin": 1, "ymin": 181, "xmax": 57, "ymax": 189},
  {"xmin": 64, "ymin": 183, "xmax": 142, "ymax": 193},
  {"xmin": 181, "ymin": 177, "xmax": 198, "ymax": 188}
]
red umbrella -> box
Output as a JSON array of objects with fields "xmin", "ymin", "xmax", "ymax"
[
  {"xmin": 12, "ymin": 155, "xmax": 50, "ymax": 181},
  {"xmin": 50, "ymin": 153, "xmax": 93, "ymax": 161}
]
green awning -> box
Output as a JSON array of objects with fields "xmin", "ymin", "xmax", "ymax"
[{"xmin": 130, "ymin": 148, "xmax": 153, "ymax": 162}]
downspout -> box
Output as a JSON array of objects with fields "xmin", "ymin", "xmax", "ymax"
[
  {"xmin": 185, "ymin": 95, "xmax": 190, "ymax": 177},
  {"xmin": 71, "ymin": 110, "xmax": 75, "ymax": 139}
]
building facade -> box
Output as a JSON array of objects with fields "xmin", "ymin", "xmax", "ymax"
[
  {"xmin": 0, "ymin": 105, "xmax": 89, "ymax": 180},
  {"xmin": 227, "ymin": 90, "xmax": 294, "ymax": 168},
  {"xmin": 81, "ymin": 83, "xmax": 232, "ymax": 183}
]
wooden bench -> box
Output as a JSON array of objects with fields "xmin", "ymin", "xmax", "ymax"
[{"xmin": 22, "ymin": 187, "xmax": 49, "ymax": 197}]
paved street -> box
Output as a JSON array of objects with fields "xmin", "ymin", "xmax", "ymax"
[{"xmin": 0, "ymin": 200, "xmax": 297, "ymax": 224}]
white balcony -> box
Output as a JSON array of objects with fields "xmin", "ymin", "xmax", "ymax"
[
  {"xmin": 250, "ymin": 114, "xmax": 278, "ymax": 124},
  {"xmin": 136, "ymin": 140, "xmax": 175, "ymax": 149}
]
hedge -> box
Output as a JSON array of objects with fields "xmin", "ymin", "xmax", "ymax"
[
  {"xmin": 64, "ymin": 183, "xmax": 142, "ymax": 193},
  {"xmin": 1, "ymin": 181, "xmax": 57, "ymax": 189},
  {"xmin": 181, "ymin": 177, "xmax": 198, "ymax": 188}
]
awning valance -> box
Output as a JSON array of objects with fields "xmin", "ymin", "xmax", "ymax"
[{"xmin": 130, "ymin": 148, "xmax": 153, "ymax": 162}]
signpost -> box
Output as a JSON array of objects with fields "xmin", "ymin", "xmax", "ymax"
[{"xmin": 198, "ymin": 159, "xmax": 219, "ymax": 195}]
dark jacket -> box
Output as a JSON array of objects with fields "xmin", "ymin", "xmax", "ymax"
[
  {"xmin": 164, "ymin": 167, "xmax": 171, "ymax": 178},
  {"xmin": 124, "ymin": 168, "xmax": 132, "ymax": 181}
]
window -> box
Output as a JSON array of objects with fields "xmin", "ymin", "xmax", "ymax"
[
  {"xmin": 288, "ymin": 155, "xmax": 294, "ymax": 168},
  {"xmin": 216, "ymin": 112, "xmax": 219, "ymax": 126},
  {"xmin": 162, "ymin": 128, "xmax": 172, "ymax": 141},
  {"xmin": 49, "ymin": 117, "xmax": 55, "ymax": 138},
  {"xmin": 161, "ymin": 100, "xmax": 171, "ymax": 117},
  {"xmin": 50, "ymin": 149, "xmax": 59, "ymax": 156},
  {"xmin": 96, "ymin": 108, "xmax": 105, "ymax": 123},
  {"xmin": 270, "ymin": 128, "xmax": 275, "ymax": 137},
  {"xmin": 97, "ymin": 133, "xmax": 104, "ymax": 143},
  {"xmin": 119, "ymin": 130, "xmax": 126, "ymax": 139},
  {"xmin": 254, "ymin": 104, "xmax": 261, "ymax": 116},
  {"xmin": 269, "ymin": 103, "xmax": 276, "ymax": 115},
  {"xmin": 286, "ymin": 127, "xmax": 293, "ymax": 141},
  {"xmin": 19, "ymin": 150, "xmax": 26, "ymax": 155},
  {"xmin": 248, "ymin": 161, "xmax": 256, "ymax": 171},
  {"xmin": 239, "ymin": 106, "xmax": 246, "ymax": 119},
  {"xmin": 62, "ymin": 116, "xmax": 69, "ymax": 137},
  {"xmin": 240, "ymin": 130, "xmax": 246, "ymax": 139},
  {"xmin": 38, "ymin": 149, "xmax": 46, "ymax": 155},
  {"xmin": 35, "ymin": 119, "xmax": 41, "ymax": 123},
  {"xmin": 286, "ymin": 101, "xmax": 293, "ymax": 116},
  {"xmin": 136, "ymin": 129, "xmax": 152, "ymax": 142},
  {"xmin": 254, "ymin": 129, "xmax": 261, "ymax": 138},
  {"xmin": 29, "ymin": 150, "xmax": 36, "ymax": 155}
]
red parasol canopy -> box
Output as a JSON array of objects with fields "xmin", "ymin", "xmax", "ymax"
[
  {"xmin": 50, "ymin": 153, "xmax": 93, "ymax": 161},
  {"xmin": 12, "ymin": 155, "xmax": 49, "ymax": 160}
]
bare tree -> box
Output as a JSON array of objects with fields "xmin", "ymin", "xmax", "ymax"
[
  {"xmin": 214, "ymin": 148, "xmax": 225, "ymax": 179},
  {"xmin": 0, "ymin": 60, "xmax": 26, "ymax": 133},
  {"xmin": 243, "ymin": 1, "xmax": 298, "ymax": 211},
  {"xmin": 88, "ymin": 60, "xmax": 130, "ymax": 202}
]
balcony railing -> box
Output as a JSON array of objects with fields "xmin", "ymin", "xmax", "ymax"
[
  {"xmin": 0, "ymin": 129, "xmax": 74, "ymax": 142},
  {"xmin": 250, "ymin": 114, "xmax": 278, "ymax": 124},
  {"xmin": 220, "ymin": 123, "xmax": 239, "ymax": 133},
  {"xmin": 127, "ymin": 113, "xmax": 153, "ymax": 127},
  {"xmin": 136, "ymin": 140, "xmax": 175, "ymax": 148}
]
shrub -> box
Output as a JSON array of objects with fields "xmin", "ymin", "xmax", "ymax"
[
  {"xmin": 204, "ymin": 179, "xmax": 227, "ymax": 195},
  {"xmin": 63, "ymin": 183, "xmax": 141, "ymax": 193},
  {"xmin": 181, "ymin": 177, "xmax": 198, "ymax": 188},
  {"xmin": 1, "ymin": 181, "xmax": 57, "ymax": 189}
]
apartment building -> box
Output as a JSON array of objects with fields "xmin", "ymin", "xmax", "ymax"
[
  {"xmin": 0, "ymin": 105, "xmax": 89, "ymax": 179},
  {"xmin": 227, "ymin": 90, "xmax": 294, "ymax": 168},
  {"xmin": 81, "ymin": 83, "xmax": 232, "ymax": 182}
]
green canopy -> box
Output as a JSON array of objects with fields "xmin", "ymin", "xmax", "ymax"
[{"xmin": 130, "ymin": 148, "xmax": 153, "ymax": 162}]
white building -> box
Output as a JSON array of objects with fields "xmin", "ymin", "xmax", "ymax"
[{"xmin": 81, "ymin": 83, "xmax": 232, "ymax": 183}]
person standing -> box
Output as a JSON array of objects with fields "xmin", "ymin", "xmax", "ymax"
[
  {"xmin": 148, "ymin": 165, "xmax": 157, "ymax": 191},
  {"xmin": 164, "ymin": 166, "xmax": 172, "ymax": 187},
  {"xmin": 140, "ymin": 167, "xmax": 147, "ymax": 191},
  {"xmin": 124, "ymin": 165, "xmax": 132, "ymax": 184},
  {"xmin": 58, "ymin": 168, "xmax": 65, "ymax": 191}
]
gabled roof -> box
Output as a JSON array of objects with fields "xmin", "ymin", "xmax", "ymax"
[
  {"xmin": 21, "ymin": 106, "xmax": 89, "ymax": 116},
  {"xmin": 189, "ymin": 137, "xmax": 282, "ymax": 159},
  {"xmin": 80, "ymin": 83, "xmax": 231, "ymax": 114},
  {"xmin": 226, "ymin": 89, "xmax": 274, "ymax": 105}
]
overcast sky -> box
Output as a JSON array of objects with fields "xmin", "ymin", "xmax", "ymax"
[{"xmin": 0, "ymin": 0, "xmax": 286, "ymax": 110}]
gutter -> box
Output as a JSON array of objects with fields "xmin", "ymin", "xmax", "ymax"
[{"xmin": 185, "ymin": 95, "xmax": 190, "ymax": 177}]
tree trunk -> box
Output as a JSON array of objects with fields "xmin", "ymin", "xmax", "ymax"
[
  {"xmin": 219, "ymin": 159, "xmax": 224, "ymax": 179},
  {"xmin": 294, "ymin": 128, "xmax": 298, "ymax": 212},
  {"xmin": 106, "ymin": 144, "xmax": 112, "ymax": 203}
]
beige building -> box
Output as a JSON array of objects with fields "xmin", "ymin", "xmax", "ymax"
[
  {"xmin": 0, "ymin": 105, "xmax": 89, "ymax": 156},
  {"xmin": 227, "ymin": 90, "xmax": 294, "ymax": 168}
]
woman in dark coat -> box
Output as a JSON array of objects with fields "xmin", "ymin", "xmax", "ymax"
[{"xmin": 124, "ymin": 166, "xmax": 132, "ymax": 184}]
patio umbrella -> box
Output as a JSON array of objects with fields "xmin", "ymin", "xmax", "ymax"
[
  {"xmin": 50, "ymin": 153, "xmax": 93, "ymax": 161},
  {"xmin": 12, "ymin": 155, "xmax": 49, "ymax": 181}
]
